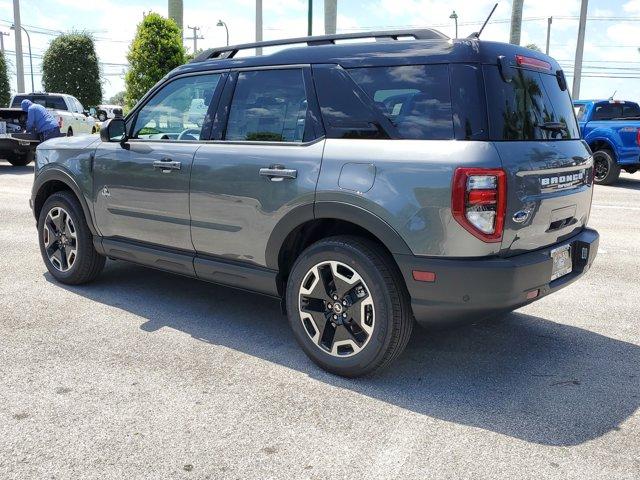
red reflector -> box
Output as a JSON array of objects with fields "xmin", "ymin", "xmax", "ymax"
[
  {"xmin": 468, "ymin": 189, "xmax": 497, "ymax": 205},
  {"xmin": 412, "ymin": 270, "xmax": 436, "ymax": 283},
  {"xmin": 515, "ymin": 54, "xmax": 551, "ymax": 71},
  {"xmin": 526, "ymin": 289, "xmax": 540, "ymax": 300}
]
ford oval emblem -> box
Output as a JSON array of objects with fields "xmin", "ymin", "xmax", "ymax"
[{"xmin": 513, "ymin": 210, "xmax": 530, "ymax": 223}]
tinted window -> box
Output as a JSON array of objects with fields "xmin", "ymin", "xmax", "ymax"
[
  {"xmin": 225, "ymin": 69, "xmax": 307, "ymax": 142},
  {"xmin": 312, "ymin": 64, "xmax": 387, "ymax": 139},
  {"xmin": 348, "ymin": 64, "xmax": 454, "ymax": 140},
  {"xmin": 484, "ymin": 66, "xmax": 580, "ymax": 140},
  {"xmin": 451, "ymin": 64, "xmax": 488, "ymax": 140},
  {"xmin": 622, "ymin": 103, "xmax": 640, "ymax": 118},
  {"xmin": 592, "ymin": 103, "xmax": 622, "ymax": 121},
  {"xmin": 11, "ymin": 95, "xmax": 67, "ymax": 110},
  {"xmin": 132, "ymin": 74, "xmax": 221, "ymax": 141}
]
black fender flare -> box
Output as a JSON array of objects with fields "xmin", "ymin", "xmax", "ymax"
[
  {"xmin": 32, "ymin": 167, "xmax": 98, "ymax": 236},
  {"xmin": 264, "ymin": 201, "xmax": 412, "ymax": 270}
]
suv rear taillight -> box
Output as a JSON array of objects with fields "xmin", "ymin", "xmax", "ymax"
[
  {"xmin": 452, "ymin": 168, "xmax": 506, "ymax": 243},
  {"xmin": 636, "ymin": 128, "xmax": 640, "ymax": 146}
]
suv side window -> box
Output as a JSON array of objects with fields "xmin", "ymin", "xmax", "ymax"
[
  {"xmin": 347, "ymin": 64, "xmax": 454, "ymax": 140},
  {"xmin": 224, "ymin": 69, "xmax": 308, "ymax": 142},
  {"xmin": 131, "ymin": 74, "xmax": 222, "ymax": 141}
]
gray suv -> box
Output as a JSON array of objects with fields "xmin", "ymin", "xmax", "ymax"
[{"xmin": 30, "ymin": 30, "xmax": 599, "ymax": 377}]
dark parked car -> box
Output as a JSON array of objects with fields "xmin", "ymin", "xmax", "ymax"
[{"xmin": 30, "ymin": 29, "xmax": 599, "ymax": 377}]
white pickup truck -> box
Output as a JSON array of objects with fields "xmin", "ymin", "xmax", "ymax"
[{"xmin": 0, "ymin": 93, "xmax": 97, "ymax": 166}]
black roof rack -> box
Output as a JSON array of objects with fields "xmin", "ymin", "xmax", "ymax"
[{"xmin": 192, "ymin": 28, "xmax": 448, "ymax": 63}]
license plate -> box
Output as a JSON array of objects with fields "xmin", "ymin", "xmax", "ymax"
[{"xmin": 550, "ymin": 244, "xmax": 572, "ymax": 281}]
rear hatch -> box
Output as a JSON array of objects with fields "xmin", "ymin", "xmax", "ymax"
[{"xmin": 483, "ymin": 56, "xmax": 593, "ymax": 256}]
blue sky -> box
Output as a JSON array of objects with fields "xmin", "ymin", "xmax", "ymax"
[{"xmin": 1, "ymin": 0, "xmax": 639, "ymax": 102}]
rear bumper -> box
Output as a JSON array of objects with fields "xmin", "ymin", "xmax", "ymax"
[
  {"xmin": 394, "ymin": 228, "xmax": 599, "ymax": 326},
  {"xmin": 0, "ymin": 136, "xmax": 38, "ymax": 156}
]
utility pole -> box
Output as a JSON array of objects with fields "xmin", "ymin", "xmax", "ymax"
[
  {"xmin": 308, "ymin": 0, "xmax": 313, "ymax": 36},
  {"xmin": 545, "ymin": 17, "xmax": 552, "ymax": 55},
  {"xmin": 509, "ymin": 0, "xmax": 524, "ymax": 45},
  {"xmin": 13, "ymin": 0, "xmax": 25, "ymax": 93},
  {"xmin": 324, "ymin": 0, "xmax": 336, "ymax": 35},
  {"xmin": 186, "ymin": 25, "xmax": 203, "ymax": 54},
  {"xmin": 0, "ymin": 31, "xmax": 9, "ymax": 54},
  {"xmin": 572, "ymin": 0, "xmax": 589, "ymax": 100},
  {"xmin": 256, "ymin": 0, "xmax": 263, "ymax": 55},
  {"xmin": 168, "ymin": 0, "xmax": 183, "ymax": 36}
]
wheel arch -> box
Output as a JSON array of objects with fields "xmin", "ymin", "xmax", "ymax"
[
  {"xmin": 33, "ymin": 169, "xmax": 97, "ymax": 236},
  {"xmin": 588, "ymin": 138, "xmax": 616, "ymax": 159},
  {"xmin": 266, "ymin": 202, "xmax": 412, "ymax": 296}
]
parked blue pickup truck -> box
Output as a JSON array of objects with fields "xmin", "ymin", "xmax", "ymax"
[{"xmin": 574, "ymin": 99, "xmax": 640, "ymax": 184}]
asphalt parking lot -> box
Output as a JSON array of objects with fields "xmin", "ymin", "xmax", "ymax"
[{"xmin": 0, "ymin": 160, "xmax": 638, "ymax": 479}]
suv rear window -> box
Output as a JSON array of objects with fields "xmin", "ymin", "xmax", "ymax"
[
  {"xmin": 347, "ymin": 64, "xmax": 454, "ymax": 140},
  {"xmin": 484, "ymin": 66, "xmax": 580, "ymax": 140},
  {"xmin": 11, "ymin": 95, "xmax": 68, "ymax": 110}
]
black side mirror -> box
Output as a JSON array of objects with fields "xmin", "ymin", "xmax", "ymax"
[{"xmin": 100, "ymin": 118, "xmax": 127, "ymax": 144}]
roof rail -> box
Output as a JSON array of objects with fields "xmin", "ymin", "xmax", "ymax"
[{"xmin": 192, "ymin": 28, "xmax": 448, "ymax": 63}]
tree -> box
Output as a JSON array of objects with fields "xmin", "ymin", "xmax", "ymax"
[
  {"xmin": 108, "ymin": 91, "xmax": 125, "ymax": 105},
  {"xmin": 42, "ymin": 32, "xmax": 102, "ymax": 107},
  {"xmin": 0, "ymin": 51, "xmax": 10, "ymax": 107},
  {"xmin": 125, "ymin": 13, "xmax": 186, "ymax": 109},
  {"xmin": 525, "ymin": 43, "xmax": 543, "ymax": 52}
]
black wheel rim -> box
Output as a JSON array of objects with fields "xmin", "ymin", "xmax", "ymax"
[
  {"xmin": 43, "ymin": 207, "xmax": 78, "ymax": 272},
  {"xmin": 298, "ymin": 261, "xmax": 375, "ymax": 357},
  {"xmin": 594, "ymin": 155, "xmax": 609, "ymax": 181}
]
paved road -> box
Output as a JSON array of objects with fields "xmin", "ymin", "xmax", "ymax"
[{"xmin": 1, "ymin": 160, "xmax": 638, "ymax": 479}]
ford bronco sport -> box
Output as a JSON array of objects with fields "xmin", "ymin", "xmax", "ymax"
[{"xmin": 30, "ymin": 29, "xmax": 599, "ymax": 377}]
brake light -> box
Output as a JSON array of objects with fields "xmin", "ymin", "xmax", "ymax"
[
  {"xmin": 58, "ymin": 116, "xmax": 63, "ymax": 129},
  {"xmin": 515, "ymin": 54, "xmax": 551, "ymax": 71},
  {"xmin": 452, "ymin": 168, "xmax": 506, "ymax": 243},
  {"xmin": 637, "ymin": 128, "xmax": 640, "ymax": 146}
]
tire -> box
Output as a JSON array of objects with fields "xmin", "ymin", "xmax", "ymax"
[
  {"xmin": 38, "ymin": 191, "xmax": 105, "ymax": 285},
  {"xmin": 593, "ymin": 149, "xmax": 620, "ymax": 185},
  {"xmin": 97, "ymin": 112, "xmax": 107, "ymax": 122},
  {"xmin": 286, "ymin": 235, "xmax": 413, "ymax": 377},
  {"xmin": 67, "ymin": 128, "xmax": 73, "ymax": 137},
  {"xmin": 6, "ymin": 151, "xmax": 33, "ymax": 167}
]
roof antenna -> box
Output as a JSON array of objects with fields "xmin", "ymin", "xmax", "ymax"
[
  {"xmin": 609, "ymin": 90, "xmax": 617, "ymax": 100},
  {"xmin": 470, "ymin": 3, "xmax": 498, "ymax": 38}
]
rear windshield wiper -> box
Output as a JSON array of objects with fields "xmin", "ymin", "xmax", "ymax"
[{"xmin": 536, "ymin": 122, "xmax": 567, "ymax": 132}]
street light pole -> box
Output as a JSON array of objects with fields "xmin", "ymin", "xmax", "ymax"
[
  {"xmin": 12, "ymin": 0, "xmax": 25, "ymax": 93},
  {"xmin": 308, "ymin": 0, "xmax": 313, "ymax": 36},
  {"xmin": 545, "ymin": 17, "xmax": 552, "ymax": 55},
  {"xmin": 11, "ymin": 23, "xmax": 33, "ymax": 93},
  {"xmin": 256, "ymin": 0, "xmax": 262, "ymax": 55},
  {"xmin": 449, "ymin": 11, "xmax": 458, "ymax": 38},
  {"xmin": 216, "ymin": 20, "xmax": 229, "ymax": 46},
  {"xmin": 0, "ymin": 31, "xmax": 9, "ymax": 55},
  {"xmin": 572, "ymin": 0, "xmax": 589, "ymax": 100}
]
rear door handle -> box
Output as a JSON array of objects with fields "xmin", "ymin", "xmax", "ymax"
[
  {"xmin": 153, "ymin": 159, "xmax": 181, "ymax": 172},
  {"xmin": 259, "ymin": 165, "xmax": 297, "ymax": 181}
]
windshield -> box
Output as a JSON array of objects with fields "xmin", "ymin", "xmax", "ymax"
[{"xmin": 484, "ymin": 66, "xmax": 580, "ymax": 141}]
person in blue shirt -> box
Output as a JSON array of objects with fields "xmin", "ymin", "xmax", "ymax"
[{"xmin": 21, "ymin": 99, "xmax": 62, "ymax": 142}]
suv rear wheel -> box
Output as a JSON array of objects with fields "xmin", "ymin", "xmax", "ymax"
[
  {"xmin": 593, "ymin": 148, "xmax": 620, "ymax": 185},
  {"xmin": 38, "ymin": 191, "xmax": 105, "ymax": 284},
  {"xmin": 7, "ymin": 151, "xmax": 33, "ymax": 167},
  {"xmin": 286, "ymin": 236, "xmax": 413, "ymax": 377}
]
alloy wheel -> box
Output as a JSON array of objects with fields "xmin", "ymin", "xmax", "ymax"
[
  {"xmin": 594, "ymin": 155, "xmax": 609, "ymax": 181},
  {"xmin": 298, "ymin": 260, "xmax": 375, "ymax": 357},
  {"xmin": 42, "ymin": 206, "xmax": 78, "ymax": 272}
]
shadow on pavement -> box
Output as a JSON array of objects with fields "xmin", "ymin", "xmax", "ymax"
[
  {"xmin": 611, "ymin": 176, "xmax": 640, "ymax": 191},
  {"xmin": 0, "ymin": 162, "xmax": 34, "ymax": 175},
  {"xmin": 47, "ymin": 260, "xmax": 640, "ymax": 447}
]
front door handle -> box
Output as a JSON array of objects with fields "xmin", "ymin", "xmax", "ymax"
[
  {"xmin": 259, "ymin": 165, "xmax": 297, "ymax": 181},
  {"xmin": 153, "ymin": 159, "xmax": 181, "ymax": 172}
]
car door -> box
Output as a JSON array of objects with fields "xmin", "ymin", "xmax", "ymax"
[
  {"xmin": 190, "ymin": 66, "xmax": 324, "ymax": 272},
  {"xmin": 93, "ymin": 72, "xmax": 224, "ymax": 252}
]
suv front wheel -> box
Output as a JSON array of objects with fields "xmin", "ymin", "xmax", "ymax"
[
  {"xmin": 38, "ymin": 191, "xmax": 105, "ymax": 284},
  {"xmin": 286, "ymin": 236, "xmax": 413, "ymax": 377}
]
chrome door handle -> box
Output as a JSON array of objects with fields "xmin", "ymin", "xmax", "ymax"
[
  {"xmin": 259, "ymin": 165, "xmax": 297, "ymax": 181},
  {"xmin": 153, "ymin": 159, "xmax": 181, "ymax": 172}
]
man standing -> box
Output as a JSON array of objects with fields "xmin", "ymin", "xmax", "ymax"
[{"xmin": 21, "ymin": 99, "xmax": 62, "ymax": 142}]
